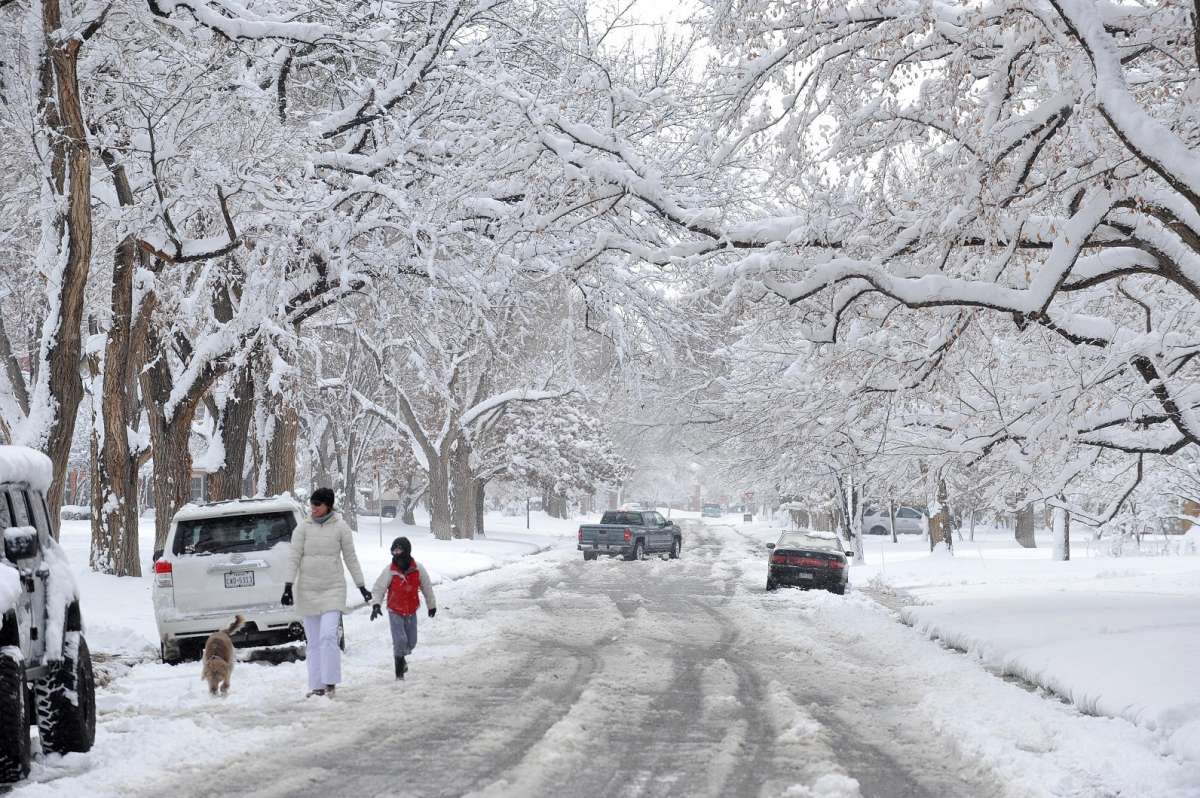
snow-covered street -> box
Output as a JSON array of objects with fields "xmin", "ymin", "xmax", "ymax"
[{"xmin": 10, "ymin": 521, "xmax": 1196, "ymax": 798}]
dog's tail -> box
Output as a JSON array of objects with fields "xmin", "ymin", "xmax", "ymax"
[{"xmin": 225, "ymin": 614, "xmax": 246, "ymax": 636}]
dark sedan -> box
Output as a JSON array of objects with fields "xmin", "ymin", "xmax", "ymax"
[{"xmin": 765, "ymin": 531, "xmax": 854, "ymax": 595}]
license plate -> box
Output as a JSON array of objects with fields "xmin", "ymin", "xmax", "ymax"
[
  {"xmin": 224, "ymin": 570, "xmax": 254, "ymax": 588},
  {"xmin": 796, "ymin": 572, "xmax": 814, "ymax": 580}
]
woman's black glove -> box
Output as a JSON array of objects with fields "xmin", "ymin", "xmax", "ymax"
[
  {"xmin": 280, "ymin": 583, "xmax": 294, "ymax": 606},
  {"xmin": 427, "ymin": 607, "xmax": 437, "ymax": 618},
  {"xmin": 370, "ymin": 604, "xmax": 382, "ymax": 621},
  {"xmin": 359, "ymin": 586, "xmax": 373, "ymax": 603}
]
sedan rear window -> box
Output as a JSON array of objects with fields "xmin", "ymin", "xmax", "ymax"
[
  {"xmin": 776, "ymin": 533, "xmax": 841, "ymax": 551},
  {"xmin": 600, "ymin": 511, "xmax": 643, "ymax": 526},
  {"xmin": 173, "ymin": 512, "xmax": 296, "ymax": 555}
]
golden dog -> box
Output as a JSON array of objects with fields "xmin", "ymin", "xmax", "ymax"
[{"xmin": 201, "ymin": 615, "xmax": 245, "ymax": 696}]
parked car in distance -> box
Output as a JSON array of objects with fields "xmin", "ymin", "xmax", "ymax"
[
  {"xmin": 701, "ymin": 503, "xmax": 723, "ymax": 518},
  {"xmin": 620, "ymin": 501, "xmax": 645, "ymax": 511},
  {"xmin": 578, "ymin": 510, "xmax": 681, "ymax": 561},
  {"xmin": 765, "ymin": 530, "xmax": 854, "ymax": 594},
  {"xmin": 152, "ymin": 496, "xmax": 313, "ymax": 664},
  {"xmin": 861, "ymin": 506, "xmax": 926, "ymax": 536},
  {"xmin": 0, "ymin": 446, "xmax": 96, "ymax": 783}
]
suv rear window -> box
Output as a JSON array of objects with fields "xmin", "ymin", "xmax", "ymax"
[
  {"xmin": 173, "ymin": 512, "xmax": 296, "ymax": 555},
  {"xmin": 600, "ymin": 511, "xmax": 643, "ymax": 526}
]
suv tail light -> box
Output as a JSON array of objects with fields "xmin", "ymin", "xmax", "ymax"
[
  {"xmin": 154, "ymin": 558, "xmax": 173, "ymax": 588},
  {"xmin": 623, "ymin": 528, "xmax": 632, "ymax": 543}
]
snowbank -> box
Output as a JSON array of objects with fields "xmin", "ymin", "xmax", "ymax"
[
  {"xmin": 0, "ymin": 561, "xmax": 19, "ymax": 615},
  {"xmin": 0, "ymin": 445, "xmax": 52, "ymax": 492},
  {"xmin": 847, "ymin": 527, "xmax": 1200, "ymax": 765},
  {"xmin": 714, "ymin": 519, "xmax": 1200, "ymax": 797}
]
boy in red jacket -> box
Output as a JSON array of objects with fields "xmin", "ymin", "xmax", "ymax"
[{"xmin": 370, "ymin": 537, "xmax": 437, "ymax": 679}]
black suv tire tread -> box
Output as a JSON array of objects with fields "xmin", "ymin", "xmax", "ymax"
[
  {"xmin": 35, "ymin": 633, "xmax": 96, "ymax": 755},
  {"xmin": 0, "ymin": 649, "xmax": 31, "ymax": 782}
]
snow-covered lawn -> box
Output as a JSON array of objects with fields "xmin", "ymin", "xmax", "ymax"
[{"xmin": 734, "ymin": 516, "xmax": 1200, "ymax": 769}]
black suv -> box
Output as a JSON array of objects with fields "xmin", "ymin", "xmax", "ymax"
[{"xmin": 0, "ymin": 447, "xmax": 96, "ymax": 782}]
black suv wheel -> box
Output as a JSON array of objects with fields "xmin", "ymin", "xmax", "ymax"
[
  {"xmin": 0, "ymin": 647, "xmax": 31, "ymax": 782},
  {"xmin": 35, "ymin": 633, "xmax": 97, "ymax": 755}
]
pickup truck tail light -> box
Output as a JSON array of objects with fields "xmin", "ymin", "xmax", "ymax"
[
  {"xmin": 623, "ymin": 528, "xmax": 632, "ymax": 543},
  {"xmin": 578, "ymin": 528, "xmax": 584, "ymax": 542},
  {"xmin": 154, "ymin": 558, "xmax": 173, "ymax": 588}
]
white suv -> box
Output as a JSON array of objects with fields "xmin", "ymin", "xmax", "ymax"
[
  {"xmin": 152, "ymin": 497, "xmax": 306, "ymax": 663},
  {"xmin": 861, "ymin": 505, "xmax": 927, "ymax": 536}
]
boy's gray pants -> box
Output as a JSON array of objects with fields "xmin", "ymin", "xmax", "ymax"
[{"xmin": 388, "ymin": 611, "xmax": 418, "ymax": 656}]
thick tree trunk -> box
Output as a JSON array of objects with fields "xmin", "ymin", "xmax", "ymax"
[
  {"xmin": 145, "ymin": 410, "xmax": 195, "ymax": 555},
  {"xmin": 474, "ymin": 479, "xmax": 487, "ymax": 537},
  {"xmin": 1015, "ymin": 503, "xmax": 1037, "ymax": 548},
  {"xmin": 141, "ymin": 330, "xmax": 208, "ymax": 554},
  {"xmin": 29, "ymin": 9, "xmax": 94, "ymax": 537},
  {"xmin": 399, "ymin": 473, "xmax": 422, "ymax": 526},
  {"xmin": 449, "ymin": 439, "xmax": 476, "ymax": 538},
  {"xmin": 88, "ymin": 237, "xmax": 153, "ymax": 575},
  {"xmin": 1052, "ymin": 503, "xmax": 1070, "ymax": 561},
  {"xmin": 207, "ymin": 365, "xmax": 255, "ymax": 501},
  {"xmin": 265, "ymin": 400, "xmax": 298, "ymax": 496},
  {"xmin": 311, "ymin": 424, "xmax": 335, "ymax": 494},
  {"xmin": 428, "ymin": 457, "xmax": 451, "ymax": 540}
]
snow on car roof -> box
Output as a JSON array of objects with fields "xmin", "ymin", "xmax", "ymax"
[
  {"xmin": 0, "ymin": 445, "xmax": 53, "ymax": 492},
  {"xmin": 172, "ymin": 495, "xmax": 302, "ymax": 522}
]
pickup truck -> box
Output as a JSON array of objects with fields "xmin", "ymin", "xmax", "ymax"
[{"xmin": 578, "ymin": 510, "xmax": 682, "ymax": 561}]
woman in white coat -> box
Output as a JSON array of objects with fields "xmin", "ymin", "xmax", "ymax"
[{"xmin": 281, "ymin": 488, "xmax": 371, "ymax": 697}]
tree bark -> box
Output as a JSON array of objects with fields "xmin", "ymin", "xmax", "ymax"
[
  {"xmin": 207, "ymin": 364, "xmax": 255, "ymax": 501},
  {"xmin": 929, "ymin": 478, "xmax": 953, "ymax": 553},
  {"xmin": 341, "ymin": 428, "xmax": 358, "ymax": 530},
  {"xmin": 88, "ymin": 236, "xmax": 153, "ymax": 575},
  {"xmin": 888, "ymin": 498, "xmax": 897, "ymax": 544},
  {"xmin": 1015, "ymin": 503, "xmax": 1037, "ymax": 548},
  {"xmin": 427, "ymin": 456, "xmax": 451, "ymax": 539},
  {"xmin": 265, "ymin": 399, "xmax": 298, "ymax": 496},
  {"xmin": 474, "ymin": 478, "xmax": 487, "ymax": 536},
  {"xmin": 449, "ymin": 438, "xmax": 476, "ymax": 538},
  {"xmin": 399, "ymin": 473, "xmax": 422, "ymax": 526},
  {"xmin": 143, "ymin": 356, "xmax": 200, "ymax": 554},
  {"xmin": 30, "ymin": 5, "xmax": 94, "ymax": 536}
]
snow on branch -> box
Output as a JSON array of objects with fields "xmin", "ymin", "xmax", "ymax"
[
  {"xmin": 147, "ymin": 0, "xmax": 336, "ymax": 43},
  {"xmin": 459, "ymin": 387, "xmax": 576, "ymax": 431}
]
